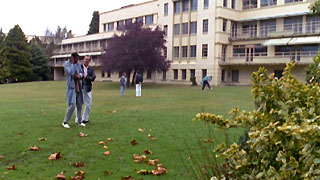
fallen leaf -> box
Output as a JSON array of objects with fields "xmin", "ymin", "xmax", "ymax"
[
  {"xmin": 74, "ymin": 170, "xmax": 85, "ymax": 176},
  {"xmin": 98, "ymin": 141, "xmax": 106, "ymax": 145},
  {"xmin": 107, "ymin": 138, "xmax": 113, "ymax": 142},
  {"xmin": 70, "ymin": 176, "xmax": 84, "ymax": 180},
  {"xmin": 18, "ymin": 132, "xmax": 24, "ymax": 136},
  {"xmin": 7, "ymin": 165, "xmax": 17, "ymax": 170},
  {"xmin": 121, "ymin": 175, "xmax": 134, "ymax": 180},
  {"xmin": 0, "ymin": 156, "xmax": 4, "ymax": 160},
  {"xmin": 131, "ymin": 140, "xmax": 138, "ymax": 146},
  {"xmin": 78, "ymin": 132, "xmax": 88, "ymax": 137},
  {"xmin": 137, "ymin": 128, "xmax": 144, "ymax": 132},
  {"xmin": 103, "ymin": 145, "xmax": 108, "ymax": 149},
  {"xmin": 133, "ymin": 154, "xmax": 147, "ymax": 163},
  {"xmin": 147, "ymin": 159, "xmax": 159, "ymax": 166},
  {"xmin": 73, "ymin": 161, "xmax": 85, "ymax": 167},
  {"xmin": 55, "ymin": 171, "xmax": 66, "ymax": 180},
  {"xmin": 144, "ymin": 150, "xmax": 153, "ymax": 155},
  {"xmin": 28, "ymin": 146, "xmax": 40, "ymax": 151},
  {"xmin": 38, "ymin": 138, "xmax": 47, "ymax": 141},
  {"xmin": 137, "ymin": 169, "xmax": 152, "ymax": 175},
  {"xmin": 104, "ymin": 171, "xmax": 113, "ymax": 175},
  {"xmin": 103, "ymin": 151, "xmax": 111, "ymax": 156},
  {"xmin": 151, "ymin": 137, "xmax": 157, "ymax": 141},
  {"xmin": 105, "ymin": 110, "xmax": 117, "ymax": 114},
  {"xmin": 152, "ymin": 164, "xmax": 167, "ymax": 176},
  {"xmin": 48, "ymin": 152, "xmax": 61, "ymax": 160},
  {"xmin": 204, "ymin": 139, "xmax": 214, "ymax": 143}
]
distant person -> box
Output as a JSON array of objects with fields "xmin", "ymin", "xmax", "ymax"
[
  {"xmin": 135, "ymin": 71, "xmax": 143, "ymax": 97},
  {"xmin": 120, "ymin": 72, "xmax": 127, "ymax": 97},
  {"xmin": 62, "ymin": 52, "xmax": 85, "ymax": 128},
  {"xmin": 80, "ymin": 55, "xmax": 96, "ymax": 123},
  {"xmin": 201, "ymin": 75, "xmax": 212, "ymax": 91}
]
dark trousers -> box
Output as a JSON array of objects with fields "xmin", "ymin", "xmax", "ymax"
[{"xmin": 202, "ymin": 80, "xmax": 211, "ymax": 90}]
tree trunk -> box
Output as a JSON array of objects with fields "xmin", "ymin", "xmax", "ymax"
[
  {"xmin": 131, "ymin": 70, "xmax": 137, "ymax": 87},
  {"xmin": 126, "ymin": 71, "xmax": 131, "ymax": 87}
]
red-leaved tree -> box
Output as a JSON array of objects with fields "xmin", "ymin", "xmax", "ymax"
[{"xmin": 101, "ymin": 22, "xmax": 170, "ymax": 86}]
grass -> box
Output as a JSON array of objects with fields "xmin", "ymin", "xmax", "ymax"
[{"xmin": 0, "ymin": 82, "xmax": 253, "ymax": 180}]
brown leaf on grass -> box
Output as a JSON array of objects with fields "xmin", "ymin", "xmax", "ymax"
[
  {"xmin": 133, "ymin": 154, "xmax": 147, "ymax": 163},
  {"xmin": 107, "ymin": 138, "xmax": 114, "ymax": 142},
  {"xmin": 103, "ymin": 145, "xmax": 108, "ymax": 149},
  {"xmin": 121, "ymin": 176, "xmax": 134, "ymax": 180},
  {"xmin": 7, "ymin": 165, "xmax": 17, "ymax": 170},
  {"xmin": 204, "ymin": 139, "xmax": 214, "ymax": 143},
  {"xmin": 150, "ymin": 137, "xmax": 157, "ymax": 141},
  {"xmin": 48, "ymin": 152, "xmax": 61, "ymax": 160},
  {"xmin": 105, "ymin": 110, "xmax": 117, "ymax": 114},
  {"xmin": 144, "ymin": 150, "xmax": 153, "ymax": 155},
  {"xmin": 137, "ymin": 128, "xmax": 144, "ymax": 132},
  {"xmin": 55, "ymin": 171, "xmax": 66, "ymax": 180},
  {"xmin": 98, "ymin": 141, "xmax": 106, "ymax": 145},
  {"xmin": 18, "ymin": 132, "xmax": 24, "ymax": 136},
  {"xmin": 151, "ymin": 164, "xmax": 167, "ymax": 176},
  {"xmin": 38, "ymin": 138, "xmax": 47, "ymax": 141},
  {"xmin": 70, "ymin": 176, "xmax": 84, "ymax": 180},
  {"xmin": 103, "ymin": 151, "xmax": 111, "ymax": 156},
  {"xmin": 73, "ymin": 161, "xmax": 85, "ymax": 167},
  {"xmin": 131, "ymin": 140, "xmax": 137, "ymax": 146},
  {"xmin": 104, "ymin": 171, "xmax": 113, "ymax": 175},
  {"xmin": 78, "ymin": 132, "xmax": 88, "ymax": 137},
  {"xmin": 28, "ymin": 146, "xmax": 40, "ymax": 151},
  {"xmin": 74, "ymin": 170, "xmax": 85, "ymax": 176},
  {"xmin": 137, "ymin": 169, "xmax": 152, "ymax": 175},
  {"xmin": 0, "ymin": 156, "xmax": 5, "ymax": 160},
  {"xmin": 147, "ymin": 159, "xmax": 159, "ymax": 166}
]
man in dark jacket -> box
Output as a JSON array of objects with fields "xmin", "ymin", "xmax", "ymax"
[
  {"xmin": 79, "ymin": 55, "xmax": 96, "ymax": 123},
  {"xmin": 135, "ymin": 71, "xmax": 143, "ymax": 97}
]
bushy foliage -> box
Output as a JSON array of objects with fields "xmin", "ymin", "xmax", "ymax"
[
  {"xmin": 29, "ymin": 39, "xmax": 51, "ymax": 81},
  {"xmin": 194, "ymin": 62, "xmax": 320, "ymax": 179},
  {"xmin": 306, "ymin": 54, "xmax": 320, "ymax": 83},
  {"xmin": 310, "ymin": 0, "xmax": 320, "ymax": 16},
  {"xmin": 87, "ymin": 11, "xmax": 99, "ymax": 35}
]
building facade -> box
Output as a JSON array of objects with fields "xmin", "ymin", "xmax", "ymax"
[{"xmin": 51, "ymin": 0, "xmax": 319, "ymax": 85}]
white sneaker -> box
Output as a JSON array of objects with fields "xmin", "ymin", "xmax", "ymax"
[
  {"xmin": 62, "ymin": 123, "xmax": 70, "ymax": 129},
  {"xmin": 78, "ymin": 123, "xmax": 86, "ymax": 127}
]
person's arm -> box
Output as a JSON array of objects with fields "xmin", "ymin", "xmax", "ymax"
[
  {"xmin": 64, "ymin": 61, "xmax": 75, "ymax": 77},
  {"xmin": 86, "ymin": 67, "xmax": 96, "ymax": 82}
]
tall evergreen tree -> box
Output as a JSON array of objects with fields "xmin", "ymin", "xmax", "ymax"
[
  {"xmin": 87, "ymin": 11, "xmax": 100, "ymax": 35},
  {"xmin": 0, "ymin": 29, "xmax": 6, "ymax": 83},
  {"xmin": 0, "ymin": 25, "xmax": 33, "ymax": 83},
  {"xmin": 29, "ymin": 38, "xmax": 51, "ymax": 81}
]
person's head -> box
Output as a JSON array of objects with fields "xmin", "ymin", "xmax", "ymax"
[
  {"xmin": 122, "ymin": 72, "xmax": 126, "ymax": 77},
  {"xmin": 83, "ymin": 55, "xmax": 91, "ymax": 67},
  {"xmin": 71, "ymin": 52, "xmax": 79, "ymax": 64}
]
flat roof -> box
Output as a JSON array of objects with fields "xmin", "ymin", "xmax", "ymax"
[{"xmin": 100, "ymin": 0, "xmax": 157, "ymax": 15}]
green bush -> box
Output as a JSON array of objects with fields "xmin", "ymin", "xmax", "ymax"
[
  {"xmin": 306, "ymin": 54, "xmax": 320, "ymax": 83},
  {"xmin": 194, "ymin": 62, "xmax": 320, "ymax": 179}
]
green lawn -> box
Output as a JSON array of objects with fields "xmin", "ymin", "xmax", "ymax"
[{"xmin": 0, "ymin": 82, "xmax": 253, "ymax": 180}]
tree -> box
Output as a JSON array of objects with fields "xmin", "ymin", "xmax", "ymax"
[
  {"xmin": 310, "ymin": 0, "xmax": 320, "ymax": 16},
  {"xmin": 88, "ymin": 11, "xmax": 100, "ymax": 35},
  {"xmin": 101, "ymin": 22, "xmax": 170, "ymax": 86},
  {"xmin": 306, "ymin": 55, "xmax": 320, "ymax": 83},
  {"xmin": 0, "ymin": 29, "xmax": 6, "ymax": 83},
  {"xmin": 0, "ymin": 25, "xmax": 33, "ymax": 83},
  {"xmin": 29, "ymin": 38, "xmax": 51, "ymax": 81}
]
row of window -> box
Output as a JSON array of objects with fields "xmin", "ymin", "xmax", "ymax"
[
  {"xmin": 173, "ymin": 44, "xmax": 208, "ymax": 58},
  {"xmin": 164, "ymin": 0, "xmax": 209, "ymax": 16},
  {"xmin": 173, "ymin": 69, "xmax": 206, "ymax": 80},
  {"xmin": 103, "ymin": 15, "xmax": 154, "ymax": 32},
  {"xmin": 242, "ymin": 0, "xmax": 303, "ymax": 9},
  {"xmin": 173, "ymin": 19, "xmax": 209, "ymax": 36}
]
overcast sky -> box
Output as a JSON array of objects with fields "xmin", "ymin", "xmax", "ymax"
[{"xmin": 1, "ymin": 0, "xmax": 150, "ymax": 37}]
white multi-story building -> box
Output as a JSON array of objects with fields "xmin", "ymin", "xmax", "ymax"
[{"xmin": 51, "ymin": 0, "xmax": 319, "ymax": 85}]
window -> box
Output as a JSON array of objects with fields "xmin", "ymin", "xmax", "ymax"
[
  {"xmin": 243, "ymin": 0, "xmax": 257, "ymax": 9},
  {"xmin": 107, "ymin": 71, "xmax": 111, "ymax": 78},
  {"xmin": 147, "ymin": 70, "xmax": 152, "ymax": 79},
  {"xmin": 117, "ymin": 20, "xmax": 124, "ymax": 30},
  {"xmin": 174, "ymin": 24, "xmax": 180, "ymax": 35},
  {"xmin": 191, "ymin": 0, "xmax": 198, "ymax": 11},
  {"xmin": 118, "ymin": 72, "xmax": 122, "ymax": 78},
  {"xmin": 203, "ymin": 19, "xmax": 208, "ymax": 33},
  {"xmin": 306, "ymin": 16, "xmax": 320, "ymax": 33},
  {"xmin": 260, "ymin": 19, "xmax": 276, "ymax": 37},
  {"xmin": 136, "ymin": 17, "xmax": 143, "ymax": 24},
  {"xmin": 223, "ymin": 0, "xmax": 228, "ymax": 7},
  {"xmin": 182, "ymin": 46, "xmax": 188, "ymax": 57},
  {"xmin": 125, "ymin": 19, "xmax": 132, "ymax": 25},
  {"xmin": 163, "ymin": 47, "xmax": 167, "ymax": 58},
  {"xmin": 162, "ymin": 70, "xmax": 167, "ymax": 80},
  {"xmin": 174, "ymin": 69, "xmax": 178, "ymax": 80},
  {"xmin": 182, "ymin": 23, "xmax": 189, "ymax": 34},
  {"xmin": 107, "ymin": 23, "xmax": 114, "ymax": 31},
  {"xmin": 223, "ymin": 19, "xmax": 227, "ymax": 32},
  {"xmin": 222, "ymin": 45, "xmax": 227, "ymax": 62},
  {"xmin": 182, "ymin": 69, "xmax": 187, "ymax": 80},
  {"xmin": 103, "ymin": 24, "xmax": 107, "ymax": 32},
  {"xmin": 145, "ymin": 15, "xmax": 154, "ymax": 25},
  {"xmin": 100, "ymin": 40, "xmax": 106, "ymax": 48},
  {"xmin": 231, "ymin": 21, "xmax": 238, "ymax": 38},
  {"xmin": 183, "ymin": 0, "xmax": 189, "ymax": 12},
  {"xmin": 204, "ymin": 0, "xmax": 209, "ymax": 9},
  {"xmin": 261, "ymin": 0, "xmax": 277, "ymax": 7},
  {"xmin": 173, "ymin": 47, "xmax": 180, "ymax": 58},
  {"xmin": 285, "ymin": 0, "xmax": 302, "ymax": 3},
  {"xmin": 164, "ymin": 25, "xmax": 168, "ymax": 36},
  {"xmin": 102, "ymin": 71, "xmax": 105, "ymax": 78},
  {"xmin": 79, "ymin": 43, "xmax": 84, "ymax": 50},
  {"xmin": 284, "ymin": 16, "xmax": 303, "ymax": 34},
  {"xmin": 190, "ymin": 45, "xmax": 197, "ymax": 57},
  {"xmin": 190, "ymin": 69, "xmax": 195, "ymax": 78},
  {"xmin": 202, "ymin": 69, "xmax": 207, "ymax": 78},
  {"xmin": 174, "ymin": 1, "xmax": 181, "ymax": 14},
  {"xmin": 275, "ymin": 45, "xmax": 318, "ymax": 60},
  {"xmin": 190, "ymin": 21, "xmax": 197, "ymax": 34},
  {"xmin": 221, "ymin": 69, "xmax": 226, "ymax": 82},
  {"xmin": 242, "ymin": 22, "xmax": 257, "ymax": 38},
  {"xmin": 274, "ymin": 70, "xmax": 283, "ymax": 79},
  {"xmin": 164, "ymin": 3, "xmax": 169, "ymax": 16},
  {"xmin": 232, "ymin": 0, "xmax": 236, "ymax": 9},
  {"xmin": 254, "ymin": 44, "xmax": 267, "ymax": 56},
  {"xmin": 231, "ymin": 70, "xmax": 239, "ymax": 82},
  {"xmin": 233, "ymin": 45, "xmax": 245, "ymax": 57},
  {"xmin": 202, "ymin": 44, "xmax": 208, "ymax": 57}
]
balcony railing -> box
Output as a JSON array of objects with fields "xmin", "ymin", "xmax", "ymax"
[
  {"xmin": 231, "ymin": 22, "xmax": 320, "ymax": 40},
  {"xmin": 53, "ymin": 46, "xmax": 103, "ymax": 55}
]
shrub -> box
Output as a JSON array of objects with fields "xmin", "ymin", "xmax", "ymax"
[
  {"xmin": 306, "ymin": 54, "xmax": 320, "ymax": 83},
  {"xmin": 190, "ymin": 76, "xmax": 197, "ymax": 86},
  {"xmin": 194, "ymin": 62, "xmax": 320, "ymax": 179}
]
